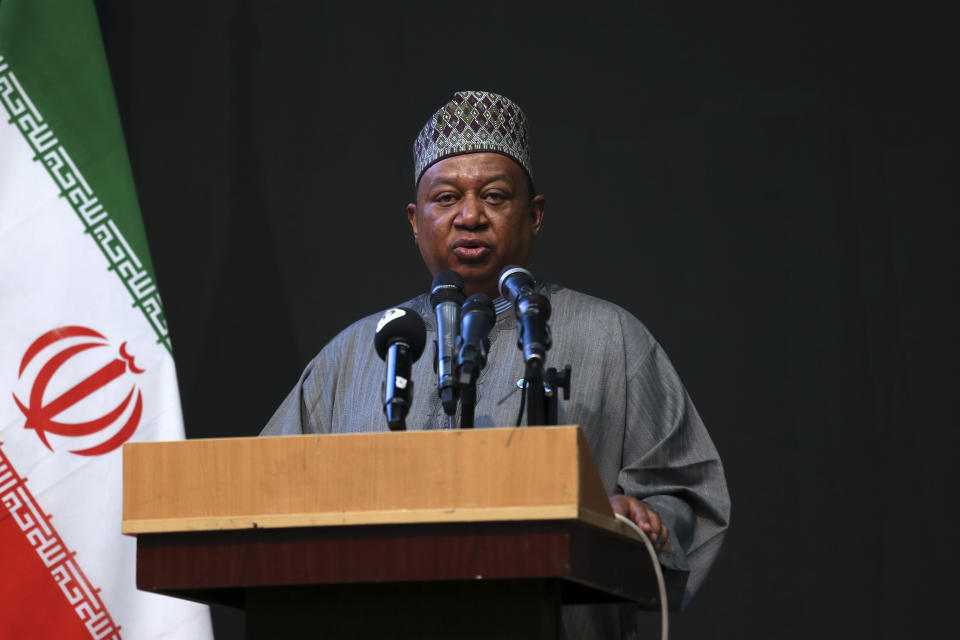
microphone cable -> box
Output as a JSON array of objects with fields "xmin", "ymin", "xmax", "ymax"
[
  {"xmin": 614, "ymin": 513, "xmax": 669, "ymax": 640},
  {"xmin": 514, "ymin": 379, "xmax": 526, "ymax": 427}
]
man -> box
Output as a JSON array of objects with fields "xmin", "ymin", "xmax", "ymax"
[{"xmin": 262, "ymin": 90, "xmax": 730, "ymax": 637}]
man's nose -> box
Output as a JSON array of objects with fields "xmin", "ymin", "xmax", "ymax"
[{"xmin": 455, "ymin": 194, "xmax": 487, "ymax": 228}]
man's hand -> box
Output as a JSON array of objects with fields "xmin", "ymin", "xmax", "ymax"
[{"xmin": 609, "ymin": 494, "xmax": 669, "ymax": 552}]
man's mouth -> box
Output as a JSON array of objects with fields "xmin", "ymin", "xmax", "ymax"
[{"xmin": 452, "ymin": 239, "xmax": 492, "ymax": 261}]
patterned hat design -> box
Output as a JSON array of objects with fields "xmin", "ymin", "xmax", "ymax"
[{"xmin": 413, "ymin": 90, "xmax": 533, "ymax": 187}]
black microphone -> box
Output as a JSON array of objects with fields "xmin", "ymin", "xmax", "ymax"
[
  {"xmin": 456, "ymin": 293, "xmax": 496, "ymax": 386},
  {"xmin": 456, "ymin": 293, "xmax": 496, "ymax": 428},
  {"xmin": 430, "ymin": 270, "xmax": 466, "ymax": 417},
  {"xmin": 374, "ymin": 307, "xmax": 427, "ymax": 430},
  {"xmin": 498, "ymin": 266, "xmax": 552, "ymax": 368}
]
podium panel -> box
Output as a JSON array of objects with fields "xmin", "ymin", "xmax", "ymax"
[{"xmin": 123, "ymin": 427, "xmax": 662, "ymax": 638}]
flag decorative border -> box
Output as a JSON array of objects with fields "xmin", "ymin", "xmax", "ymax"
[
  {"xmin": 0, "ymin": 444, "xmax": 121, "ymax": 639},
  {"xmin": 0, "ymin": 55, "xmax": 171, "ymax": 354}
]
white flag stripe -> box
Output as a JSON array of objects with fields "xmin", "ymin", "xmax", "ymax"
[{"xmin": 0, "ymin": 21, "xmax": 212, "ymax": 640}]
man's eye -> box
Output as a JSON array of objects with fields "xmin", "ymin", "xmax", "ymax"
[
  {"xmin": 485, "ymin": 192, "xmax": 505, "ymax": 202},
  {"xmin": 436, "ymin": 194, "xmax": 456, "ymax": 204}
]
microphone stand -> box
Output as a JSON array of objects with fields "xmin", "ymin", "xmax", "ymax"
[
  {"xmin": 544, "ymin": 365, "xmax": 571, "ymax": 425},
  {"xmin": 524, "ymin": 360, "xmax": 545, "ymax": 427},
  {"xmin": 456, "ymin": 294, "xmax": 495, "ymax": 429},
  {"xmin": 456, "ymin": 338, "xmax": 487, "ymax": 428},
  {"xmin": 524, "ymin": 364, "xmax": 571, "ymax": 427},
  {"xmin": 460, "ymin": 383, "xmax": 476, "ymax": 428}
]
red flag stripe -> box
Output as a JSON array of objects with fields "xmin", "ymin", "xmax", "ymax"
[{"xmin": 0, "ymin": 445, "xmax": 121, "ymax": 639}]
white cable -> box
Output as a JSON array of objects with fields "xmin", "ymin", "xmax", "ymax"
[{"xmin": 614, "ymin": 513, "xmax": 669, "ymax": 640}]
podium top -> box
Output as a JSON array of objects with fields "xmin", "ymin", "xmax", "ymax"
[{"xmin": 123, "ymin": 426, "xmax": 629, "ymax": 537}]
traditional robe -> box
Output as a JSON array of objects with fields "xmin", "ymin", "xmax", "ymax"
[{"xmin": 262, "ymin": 283, "xmax": 731, "ymax": 637}]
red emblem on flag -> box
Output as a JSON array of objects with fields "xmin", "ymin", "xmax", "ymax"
[{"xmin": 12, "ymin": 326, "xmax": 145, "ymax": 457}]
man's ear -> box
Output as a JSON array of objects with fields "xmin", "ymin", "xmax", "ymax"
[
  {"xmin": 529, "ymin": 195, "xmax": 545, "ymax": 236},
  {"xmin": 406, "ymin": 202, "xmax": 419, "ymax": 243}
]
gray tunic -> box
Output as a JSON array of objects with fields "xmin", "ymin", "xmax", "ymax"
[{"xmin": 262, "ymin": 283, "xmax": 731, "ymax": 637}]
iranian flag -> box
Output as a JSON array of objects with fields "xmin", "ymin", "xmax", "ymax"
[{"xmin": 0, "ymin": 1, "xmax": 213, "ymax": 638}]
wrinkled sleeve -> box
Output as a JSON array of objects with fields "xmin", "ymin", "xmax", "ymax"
[
  {"xmin": 615, "ymin": 321, "xmax": 731, "ymax": 611},
  {"xmin": 260, "ymin": 341, "xmax": 342, "ymax": 436}
]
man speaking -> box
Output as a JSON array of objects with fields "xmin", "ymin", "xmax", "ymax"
[{"xmin": 262, "ymin": 90, "xmax": 730, "ymax": 637}]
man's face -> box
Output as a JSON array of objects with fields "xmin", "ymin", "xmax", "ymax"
[{"xmin": 407, "ymin": 152, "xmax": 545, "ymax": 298}]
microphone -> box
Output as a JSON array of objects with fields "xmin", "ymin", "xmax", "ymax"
[
  {"xmin": 374, "ymin": 307, "xmax": 427, "ymax": 430},
  {"xmin": 430, "ymin": 270, "xmax": 466, "ymax": 417},
  {"xmin": 497, "ymin": 266, "xmax": 552, "ymax": 368},
  {"xmin": 456, "ymin": 293, "xmax": 496, "ymax": 386},
  {"xmin": 456, "ymin": 293, "xmax": 496, "ymax": 428}
]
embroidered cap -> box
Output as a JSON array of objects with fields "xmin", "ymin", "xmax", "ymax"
[{"xmin": 413, "ymin": 90, "xmax": 533, "ymax": 187}]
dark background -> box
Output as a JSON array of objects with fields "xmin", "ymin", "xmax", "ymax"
[{"xmin": 96, "ymin": 2, "xmax": 957, "ymax": 638}]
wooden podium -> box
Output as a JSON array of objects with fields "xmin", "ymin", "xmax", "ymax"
[{"xmin": 122, "ymin": 426, "xmax": 661, "ymax": 639}]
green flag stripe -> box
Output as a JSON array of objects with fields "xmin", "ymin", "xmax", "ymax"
[
  {"xmin": 0, "ymin": 0, "xmax": 172, "ymax": 354},
  {"xmin": 0, "ymin": 54, "xmax": 171, "ymax": 353},
  {"xmin": 0, "ymin": 0, "xmax": 152, "ymax": 261}
]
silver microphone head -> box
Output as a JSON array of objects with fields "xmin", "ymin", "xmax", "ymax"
[{"xmin": 498, "ymin": 265, "xmax": 536, "ymax": 303}]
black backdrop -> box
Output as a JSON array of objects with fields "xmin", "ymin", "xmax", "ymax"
[{"xmin": 95, "ymin": 2, "xmax": 957, "ymax": 638}]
